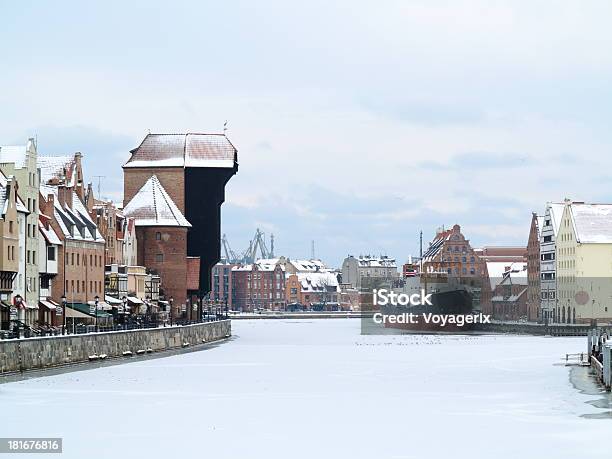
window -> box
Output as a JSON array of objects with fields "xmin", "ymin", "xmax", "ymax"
[
  {"xmin": 9, "ymin": 221, "xmax": 13, "ymax": 233},
  {"xmin": 82, "ymin": 280, "xmax": 85, "ymax": 292},
  {"xmin": 156, "ymin": 253, "xmax": 164, "ymax": 263},
  {"xmin": 71, "ymin": 253, "xmax": 74, "ymax": 265},
  {"xmin": 27, "ymin": 250, "xmax": 30, "ymax": 263},
  {"xmin": 156, "ymin": 232, "xmax": 161, "ymax": 240},
  {"xmin": 77, "ymin": 253, "xmax": 80, "ymax": 265},
  {"xmin": 90, "ymin": 254, "xmax": 93, "ymax": 266},
  {"xmin": 41, "ymin": 277, "xmax": 50, "ymax": 289},
  {"xmin": 543, "ymin": 235, "xmax": 552, "ymax": 243}
]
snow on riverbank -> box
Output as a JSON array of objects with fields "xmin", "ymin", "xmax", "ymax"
[{"xmin": 1, "ymin": 319, "xmax": 609, "ymax": 459}]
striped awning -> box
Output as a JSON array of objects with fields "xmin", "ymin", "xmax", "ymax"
[{"xmin": 39, "ymin": 300, "xmax": 57, "ymax": 311}]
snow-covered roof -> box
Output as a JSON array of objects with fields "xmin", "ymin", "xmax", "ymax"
[
  {"xmin": 124, "ymin": 133, "xmax": 237, "ymax": 169},
  {"xmin": 297, "ymin": 272, "xmax": 339, "ymax": 293},
  {"xmin": 290, "ymin": 259, "xmax": 328, "ymax": 272},
  {"xmin": 38, "ymin": 155, "xmax": 75, "ymax": 184},
  {"xmin": 546, "ymin": 202, "xmax": 565, "ymax": 236},
  {"xmin": 350, "ymin": 255, "xmax": 396, "ymax": 268},
  {"xmin": 0, "ymin": 145, "xmax": 28, "ymax": 168},
  {"xmin": 40, "ymin": 184, "xmax": 104, "ymax": 243},
  {"xmin": 569, "ymin": 203, "xmax": 612, "ymax": 243},
  {"xmin": 492, "ymin": 288, "xmax": 527, "ymax": 303},
  {"xmin": 486, "ymin": 261, "xmax": 527, "ymax": 289},
  {"xmin": 0, "ymin": 170, "xmax": 28, "ymax": 215},
  {"xmin": 38, "ymin": 221, "xmax": 62, "ymax": 246},
  {"xmin": 123, "ymin": 175, "xmax": 191, "ymax": 228}
]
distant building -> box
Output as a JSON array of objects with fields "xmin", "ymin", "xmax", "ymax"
[
  {"xmin": 231, "ymin": 260, "xmax": 285, "ymax": 311},
  {"xmin": 539, "ymin": 202, "xmax": 563, "ymax": 322},
  {"xmin": 526, "ymin": 213, "xmax": 543, "ymax": 322},
  {"xmin": 476, "ymin": 246, "xmax": 526, "ymax": 314},
  {"xmin": 211, "ymin": 261, "xmax": 238, "ymax": 305},
  {"xmin": 341, "ymin": 255, "xmax": 398, "ymax": 290},
  {"xmin": 285, "ymin": 271, "xmax": 340, "ymax": 310},
  {"xmin": 491, "ymin": 265, "xmax": 528, "ymax": 321},
  {"xmin": 556, "ymin": 200, "xmax": 612, "ymax": 324},
  {"xmin": 421, "ymin": 225, "xmax": 486, "ymax": 278}
]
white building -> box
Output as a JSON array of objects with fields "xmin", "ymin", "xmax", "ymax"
[
  {"xmin": 0, "ymin": 139, "xmax": 41, "ymax": 308},
  {"xmin": 341, "ymin": 255, "xmax": 398, "ymax": 290},
  {"xmin": 539, "ymin": 202, "xmax": 564, "ymax": 321}
]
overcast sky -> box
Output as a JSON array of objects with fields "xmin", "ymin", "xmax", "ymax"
[{"xmin": 2, "ymin": 0, "xmax": 612, "ymax": 267}]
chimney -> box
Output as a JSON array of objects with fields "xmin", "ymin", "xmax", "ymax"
[
  {"xmin": 45, "ymin": 193, "xmax": 55, "ymax": 218},
  {"xmin": 57, "ymin": 184, "xmax": 73, "ymax": 210}
]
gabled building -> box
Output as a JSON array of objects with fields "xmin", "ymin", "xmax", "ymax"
[
  {"xmin": 0, "ymin": 139, "xmax": 40, "ymax": 308},
  {"xmin": 231, "ymin": 260, "xmax": 286, "ymax": 311},
  {"xmin": 285, "ymin": 271, "xmax": 340, "ymax": 310},
  {"xmin": 38, "ymin": 212, "xmax": 62, "ymax": 325},
  {"xmin": 123, "ymin": 133, "xmax": 238, "ymax": 297},
  {"xmin": 526, "ymin": 213, "xmax": 544, "ymax": 322},
  {"xmin": 539, "ymin": 202, "xmax": 564, "ymax": 322},
  {"xmin": 122, "ymin": 175, "xmax": 192, "ymax": 319},
  {"xmin": 556, "ymin": 200, "xmax": 612, "ymax": 324},
  {"xmin": 38, "ymin": 153, "xmax": 106, "ymax": 309},
  {"xmin": 341, "ymin": 254, "xmax": 398, "ymax": 290},
  {"xmin": 0, "ymin": 174, "xmax": 26, "ymax": 329},
  {"xmin": 491, "ymin": 264, "xmax": 528, "ymax": 321}
]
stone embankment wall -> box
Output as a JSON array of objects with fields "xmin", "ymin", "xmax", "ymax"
[{"xmin": 0, "ymin": 320, "xmax": 231, "ymax": 374}]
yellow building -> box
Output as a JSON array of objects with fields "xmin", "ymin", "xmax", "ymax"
[{"xmin": 556, "ymin": 200, "xmax": 612, "ymax": 324}]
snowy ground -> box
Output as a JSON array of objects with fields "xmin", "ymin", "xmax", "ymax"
[{"xmin": 1, "ymin": 319, "xmax": 610, "ymax": 459}]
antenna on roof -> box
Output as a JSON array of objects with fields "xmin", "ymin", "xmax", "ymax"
[
  {"xmin": 93, "ymin": 175, "xmax": 105, "ymax": 199},
  {"xmin": 223, "ymin": 120, "xmax": 228, "ymax": 134},
  {"xmin": 311, "ymin": 240, "xmax": 315, "ymax": 260}
]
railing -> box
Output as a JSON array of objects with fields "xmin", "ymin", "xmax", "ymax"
[{"xmin": 591, "ymin": 355, "xmax": 604, "ymax": 381}]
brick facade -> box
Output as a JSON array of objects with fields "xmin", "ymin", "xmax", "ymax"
[
  {"xmin": 124, "ymin": 167, "xmax": 185, "ymax": 212},
  {"xmin": 526, "ymin": 213, "xmax": 542, "ymax": 322},
  {"xmin": 136, "ymin": 226, "xmax": 188, "ymax": 318}
]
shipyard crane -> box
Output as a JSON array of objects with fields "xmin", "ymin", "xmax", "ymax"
[{"xmin": 221, "ymin": 229, "xmax": 275, "ymax": 264}]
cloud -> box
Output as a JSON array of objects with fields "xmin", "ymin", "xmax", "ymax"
[{"xmin": 417, "ymin": 151, "xmax": 535, "ymax": 170}]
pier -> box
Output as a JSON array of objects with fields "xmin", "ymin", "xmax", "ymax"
[{"xmin": 587, "ymin": 328, "xmax": 612, "ymax": 391}]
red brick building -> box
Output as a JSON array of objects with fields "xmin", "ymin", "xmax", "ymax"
[
  {"xmin": 526, "ymin": 213, "xmax": 543, "ymax": 322},
  {"xmin": 123, "ymin": 175, "xmax": 192, "ymax": 320},
  {"xmin": 123, "ymin": 133, "xmax": 238, "ymax": 296},
  {"xmin": 231, "ymin": 261, "xmax": 285, "ymax": 311},
  {"xmin": 38, "ymin": 154, "xmax": 106, "ymax": 308},
  {"xmin": 491, "ymin": 265, "xmax": 528, "ymax": 321}
]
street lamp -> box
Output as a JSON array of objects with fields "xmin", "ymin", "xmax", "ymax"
[
  {"xmin": 169, "ymin": 296, "xmax": 174, "ymax": 326},
  {"xmin": 61, "ymin": 295, "xmax": 67, "ymax": 335},
  {"xmin": 14, "ymin": 294, "xmax": 23, "ymax": 338},
  {"xmin": 94, "ymin": 295, "xmax": 99, "ymax": 332},
  {"xmin": 122, "ymin": 296, "xmax": 127, "ymax": 328},
  {"xmin": 186, "ymin": 297, "xmax": 191, "ymax": 323}
]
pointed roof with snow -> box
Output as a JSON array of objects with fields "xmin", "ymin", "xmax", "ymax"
[{"xmin": 123, "ymin": 175, "xmax": 191, "ymax": 227}]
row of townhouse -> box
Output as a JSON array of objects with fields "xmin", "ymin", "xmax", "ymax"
[
  {"xmin": 211, "ymin": 256, "xmax": 342, "ymax": 311},
  {"xmin": 1, "ymin": 131, "xmax": 239, "ymax": 333},
  {"xmin": 0, "ymin": 140, "xmax": 156, "ymax": 334},
  {"xmin": 530, "ymin": 199, "xmax": 612, "ymax": 325}
]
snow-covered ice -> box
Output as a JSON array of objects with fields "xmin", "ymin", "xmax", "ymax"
[{"xmin": 1, "ymin": 319, "xmax": 610, "ymax": 459}]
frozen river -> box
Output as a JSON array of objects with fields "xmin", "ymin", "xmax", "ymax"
[{"xmin": 2, "ymin": 319, "xmax": 611, "ymax": 458}]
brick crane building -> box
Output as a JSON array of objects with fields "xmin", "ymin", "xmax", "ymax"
[
  {"xmin": 122, "ymin": 175, "xmax": 192, "ymax": 319},
  {"xmin": 123, "ymin": 133, "xmax": 238, "ymax": 297}
]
